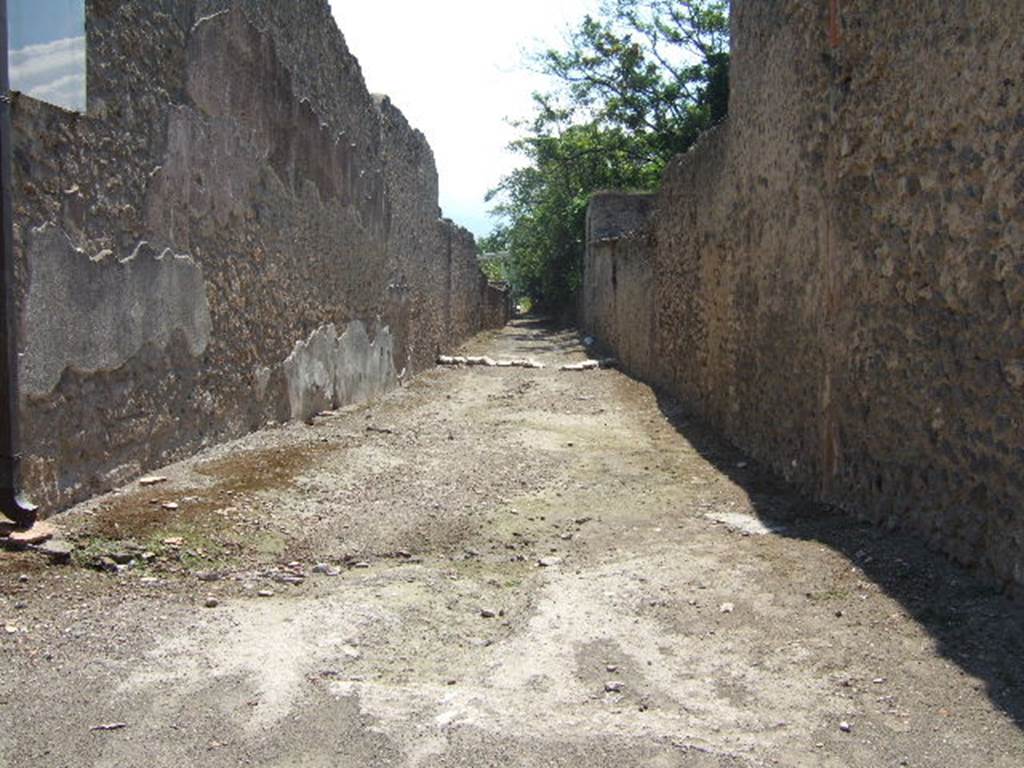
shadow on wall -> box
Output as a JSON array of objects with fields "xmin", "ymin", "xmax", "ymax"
[{"xmin": 654, "ymin": 392, "xmax": 1024, "ymax": 732}]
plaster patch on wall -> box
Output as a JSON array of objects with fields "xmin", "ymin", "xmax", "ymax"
[
  {"xmin": 282, "ymin": 320, "xmax": 397, "ymax": 422},
  {"xmin": 20, "ymin": 224, "xmax": 212, "ymax": 396}
]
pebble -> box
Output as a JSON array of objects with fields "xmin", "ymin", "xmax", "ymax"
[
  {"xmin": 605, "ymin": 681, "xmax": 624, "ymax": 693},
  {"xmin": 313, "ymin": 563, "xmax": 341, "ymax": 576},
  {"xmin": 480, "ymin": 607, "xmax": 497, "ymax": 618},
  {"xmin": 139, "ymin": 476, "xmax": 168, "ymax": 486},
  {"xmin": 8, "ymin": 521, "xmax": 57, "ymax": 545},
  {"xmin": 353, "ymin": 562, "xmax": 371, "ymax": 569},
  {"xmin": 341, "ymin": 645, "xmax": 361, "ymax": 659},
  {"xmin": 90, "ymin": 723, "xmax": 128, "ymax": 732},
  {"xmin": 720, "ymin": 602, "xmax": 735, "ymax": 614},
  {"xmin": 162, "ymin": 502, "xmax": 180, "ymax": 511},
  {"xmin": 561, "ymin": 360, "xmax": 602, "ymax": 372},
  {"xmin": 204, "ymin": 597, "xmax": 219, "ymax": 608},
  {"xmin": 839, "ymin": 721, "xmax": 852, "ymax": 733},
  {"xmin": 18, "ymin": 574, "xmax": 29, "ymax": 583},
  {"xmin": 538, "ymin": 557, "xmax": 561, "ymax": 568},
  {"xmin": 257, "ymin": 589, "xmax": 274, "ymax": 598},
  {"xmin": 37, "ymin": 539, "xmax": 74, "ymax": 563}
]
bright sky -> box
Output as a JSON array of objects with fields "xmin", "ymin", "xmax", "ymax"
[
  {"xmin": 8, "ymin": 0, "xmax": 86, "ymax": 112},
  {"xmin": 329, "ymin": 0, "xmax": 600, "ymax": 238}
]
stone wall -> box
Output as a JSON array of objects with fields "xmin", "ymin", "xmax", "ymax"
[
  {"xmin": 582, "ymin": 0, "xmax": 1024, "ymax": 590},
  {"xmin": 482, "ymin": 283, "xmax": 513, "ymax": 330},
  {"xmin": 583, "ymin": 192, "xmax": 656, "ymax": 382},
  {"xmin": 11, "ymin": 0, "xmax": 506, "ymax": 513}
]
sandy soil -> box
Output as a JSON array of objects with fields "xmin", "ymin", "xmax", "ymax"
[{"xmin": 2, "ymin": 318, "xmax": 1022, "ymax": 767}]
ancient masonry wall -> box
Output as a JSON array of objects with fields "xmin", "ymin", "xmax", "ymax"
[
  {"xmin": 12, "ymin": 0, "xmax": 509, "ymax": 513},
  {"xmin": 482, "ymin": 283, "xmax": 513, "ymax": 331},
  {"xmin": 583, "ymin": 0, "xmax": 1024, "ymax": 590}
]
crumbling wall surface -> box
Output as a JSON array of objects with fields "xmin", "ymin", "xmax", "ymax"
[
  {"xmin": 11, "ymin": 0, "xmax": 501, "ymax": 512},
  {"xmin": 584, "ymin": 0, "xmax": 1024, "ymax": 590}
]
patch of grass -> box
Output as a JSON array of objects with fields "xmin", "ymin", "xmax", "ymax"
[
  {"xmin": 75, "ymin": 443, "xmax": 331, "ymax": 571},
  {"xmin": 71, "ymin": 535, "xmax": 129, "ymax": 566},
  {"xmin": 223, "ymin": 528, "xmax": 287, "ymax": 559},
  {"xmin": 195, "ymin": 443, "xmax": 331, "ymax": 494}
]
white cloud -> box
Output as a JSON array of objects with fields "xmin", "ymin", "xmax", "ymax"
[{"xmin": 9, "ymin": 35, "xmax": 86, "ymax": 112}]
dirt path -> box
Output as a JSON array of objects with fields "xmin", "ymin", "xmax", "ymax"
[{"xmin": 2, "ymin": 318, "xmax": 1023, "ymax": 767}]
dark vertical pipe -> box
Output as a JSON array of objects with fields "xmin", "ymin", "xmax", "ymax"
[{"xmin": 0, "ymin": 0, "xmax": 37, "ymax": 527}]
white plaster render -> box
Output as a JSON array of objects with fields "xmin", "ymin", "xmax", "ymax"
[
  {"xmin": 20, "ymin": 224, "xmax": 212, "ymax": 396},
  {"xmin": 282, "ymin": 320, "xmax": 397, "ymax": 421}
]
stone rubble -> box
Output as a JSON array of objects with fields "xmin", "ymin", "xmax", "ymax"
[{"xmin": 438, "ymin": 355, "xmax": 545, "ymax": 369}]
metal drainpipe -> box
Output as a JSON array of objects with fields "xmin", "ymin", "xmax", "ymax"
[{"xmin": 0, "ymin": 0, "xmax": 38, "ymax": 528}]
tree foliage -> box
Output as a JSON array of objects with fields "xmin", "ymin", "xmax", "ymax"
[{"xmin": 486, "ymin": 0, "xmax": 729, "ymax": 310}]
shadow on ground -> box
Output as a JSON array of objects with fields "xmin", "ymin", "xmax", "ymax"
[
  {"xmin": 499, "ymin": 315, "xmax": 589, "ymax": 356},
  {"xmin": 654, "ymin": 392, "xmax": 1024, "ymax": 732}
]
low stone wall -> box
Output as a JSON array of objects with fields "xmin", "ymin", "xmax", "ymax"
[
  {"xmin": 11, "ymin": 0, "xmax": 504, "ymax": 513},
  {"xmin": 583, "ymin": 0, "xmax": 1024, "ymax": 590}
]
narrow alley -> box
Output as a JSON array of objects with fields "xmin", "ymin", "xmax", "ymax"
[{"xmin": 2, "ymin": 320, "xmax": 1022, "ymax": 767}]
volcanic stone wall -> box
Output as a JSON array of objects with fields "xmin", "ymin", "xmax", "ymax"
[
  {"xmin": 583, "ymin": 0, "xmax": 1024, "ymax": 590},
  {"xmin": 482, "ymin": 283, "xmax": 513, "ymax": 330},
  {"xmin": 583, "ymin": 192, "xmax": 657, "ymax": 382},
  {"xmin": 11, "ymin": 0, "xmax": 506, "ymax": 513}
]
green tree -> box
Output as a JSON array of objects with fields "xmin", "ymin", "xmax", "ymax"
[{"xmin": 486, "ymin": 0, "xmax": 729, "ymax": 310}]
